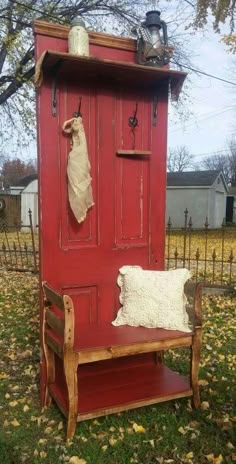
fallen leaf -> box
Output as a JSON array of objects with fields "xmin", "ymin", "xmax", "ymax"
[
  {"xmin": 18, "ymin": 349, "xmax": 32, "ymax": 359},
  {"xmin": 9, "ymin": 400, "xmax": 18, "ymax": 407},
  {"xmin": 44, "ymin": 426, "xmax": 53, "ymax": 434},
  {"xmin": 189, "ymin": 421, "xmax": 199, "ymax": 428},
  {"xmin": 11, "ymin": 418, "xmax": 20, "ymax": 427},
  {"xmin": 178, "ymin": 426, "xmax": 187, "ymax": 435},
  {"xmin": 38, "ymin": 439, "xmax": 47, "ymax": 445},
  {"xmin": 58, "ymin": 421, "xmax": 64, "ymax": 431},
  {"xmin": 109, "ymin": 437, "xmax": 118, "ymax": 446},
  {"xmin": 201, "ymin": 401, "xmax": 210, "ymax": 410},
  {"xmin": 199, "ymin": 379, "xmax": 209, "ymax": 386},
  {"xmin": 69, "ymin": 458, "xmax": 87, "ymax": 464},
  {"xmin": 206, "ymin": 454, "xmax": 223, "ymax": 464},
  {"xmin": 213, "ymin": 455, "xmax": 223, "ymax": 464},
  {"xmin": 206, "ymin": 344, "xmax": 212, "ymax": 351},
  {"xmin": 227, "ymin": 442, "xmax": 234, "ymax": 450},
  {"xmin": 132, "ymin": 423, "xmax": 146, "ymax": 433}
]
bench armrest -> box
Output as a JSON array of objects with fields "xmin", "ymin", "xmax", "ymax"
[{"xmin": 184, "ymin": 281, "xmax": 203, "ymax": 329}]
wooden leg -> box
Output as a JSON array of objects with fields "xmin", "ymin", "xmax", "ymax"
[
  {"xmin": 42, "ymin": 341, "xmax": 55, "ymax": 407},
  {"xmin": 45, "ymin": 348, "xmax": 55, "ymax": 407},
  {"xmin": 64, "ymin": 353, "xmax": 79, "ymax": 440},
  {"xmin": 191, "ymin": 327, "xmax": 202, "ymax": 409}
]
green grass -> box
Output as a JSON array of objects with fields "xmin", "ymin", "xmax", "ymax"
[{"xmin": 0, "ymin": 271, "xmax": 235, "ymax": 464}]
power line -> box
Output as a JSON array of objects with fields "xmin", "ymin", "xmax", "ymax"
[
  {"xmin": 169, "ymin": 106, "xmax": 235, "ymax": 133},
  {"xmin": 171, "ymin": 59, "xmax": 236, "ymax": 87},
  {"xmin": 191, "ymin": 149, "xmax": 231, "ymax": 158},
  {"xmin": 169, "ymin": 106, "xmax": 235, "ymax": 132}
]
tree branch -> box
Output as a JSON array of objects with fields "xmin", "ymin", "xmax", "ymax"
[{"xmin": 0, "ymin": 66, "xmax": 35, "ymax": 105}]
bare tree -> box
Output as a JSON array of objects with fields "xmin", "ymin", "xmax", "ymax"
[
  {"xmin": 0, "ymin": 0, "xmax": 153, "ymax": 150},
  {"xmin": 203, "ymin": 138, "xmax": 236, "ymax": 184},
  {"xmin": 167, "ymin": 145, "xmax": 194, "ymax": 172}
]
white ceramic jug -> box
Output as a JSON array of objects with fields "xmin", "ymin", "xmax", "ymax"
[{"xmin": 68, "ymin": 17, "xmax": 89, "ymax": 56}]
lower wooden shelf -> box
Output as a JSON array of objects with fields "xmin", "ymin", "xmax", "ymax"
[{"xmin": 49, "ymin": 361, "xmax": 192, "ymax": 421}]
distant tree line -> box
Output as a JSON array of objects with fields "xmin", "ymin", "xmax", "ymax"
[
  {"xmin": 0, "ymin": 155, "xmax": 37, "ymax": 190},
  {"xmin": 167, "ymin": 138, "xmax": 236, "ymax": 184}
]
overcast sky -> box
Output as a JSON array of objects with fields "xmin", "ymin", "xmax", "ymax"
[{"xmin": 168, "ymin": 27, "xmax": 235, "ymax": 167}]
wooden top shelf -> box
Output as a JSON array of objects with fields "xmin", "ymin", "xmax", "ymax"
[{"xmin": 35, "ymin": 50, "xmax": 187, "ymax": 97}]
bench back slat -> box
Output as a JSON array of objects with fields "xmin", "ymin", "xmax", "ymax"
[
  {"xmin": 43, "ymin": 282, "xmax": 65, "ymax": 311},
  {"xmin": 45, "ymin": 308, "xmax": 65, "ymax": 336}
]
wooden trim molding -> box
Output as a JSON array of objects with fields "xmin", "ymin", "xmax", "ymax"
[{"xmin": 33, "ymin": 20, "xmax": 137, "ymax": 52}]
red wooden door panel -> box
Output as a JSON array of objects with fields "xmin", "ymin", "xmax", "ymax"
[
  {"xmin": 40, "ymin": 77, "xmax": 167, "ymax": 324},
  {"xmin": 115, "ymin": 91, "xmax": 150, "ymax": 248},
  {"xmin": 59, "ymin": 81, "xmax": 98, "ymax": 248}
]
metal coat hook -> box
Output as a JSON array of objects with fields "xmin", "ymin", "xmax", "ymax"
[
  {"xmin": 128, "ymin": 103, "xmax": 138, "ymax": 128},
  {"xmin": 51, "ymin": 59, "xmax": 63, "ymax": 117},
  {"xmin": 153, "ymin": 95, "xmax": 158, "ymax": 126},
  {"xmin": 73, "ymin": 97, "xmax": 82, "ymax": 118},
  {"xmin": 129, "ymin": 103, "xmax": 139, "ymax": 150}
]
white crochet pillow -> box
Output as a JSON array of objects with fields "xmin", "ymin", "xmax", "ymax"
[{"xmin": 112, "ymin": 266, "xmax": 192, "ymax": 332}]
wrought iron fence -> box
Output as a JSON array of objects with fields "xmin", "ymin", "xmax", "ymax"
[
  {"xmin": 0, "ymin": 209, "xmax": 38, "ymax": 273},
  {"xmin": 1, "ymin": 207, "xmax": 235, "ymax": 288},
  {"xmin": 166, "ymin": 209, "xmax": 236, "ymax": 288}
]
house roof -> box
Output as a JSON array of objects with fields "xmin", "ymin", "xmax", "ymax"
[{"xmin": 167, "ymin": 170, "xmax": 225, "ymax": 188}]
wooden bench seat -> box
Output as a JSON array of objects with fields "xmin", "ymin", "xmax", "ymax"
[
  {"xmin": 42, "ymin": 280, "xmax": 202, "ymax": 440},
  {"xmin": 46, "ymin": 323, "xmax": 193, "ymax": 362}
]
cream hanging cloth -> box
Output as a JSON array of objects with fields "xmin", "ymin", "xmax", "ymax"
[{"xmin": 62, "ymin": 116, "xmax": 94, "ymax": 223}]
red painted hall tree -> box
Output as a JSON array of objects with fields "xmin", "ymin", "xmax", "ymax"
[{"xmin": 33, "ymin": 20, "xmax": 202, "ymax": 440}]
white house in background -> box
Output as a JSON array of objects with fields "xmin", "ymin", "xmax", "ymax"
[
  {"xmin": 166, "ymin": 170, "xmax": 228, "ymax": 228},
  {"xmin": 17, "ymin": 175, "xmax": 38, "ymax": 232},
  {"xmin": 9, "ymin": 185, "xmax": 25, "ymax": 195}
]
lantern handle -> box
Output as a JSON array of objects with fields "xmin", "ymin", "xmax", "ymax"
[{"xmin": 160, "ymin": 20, "xmax": 168, "ymax": 45}]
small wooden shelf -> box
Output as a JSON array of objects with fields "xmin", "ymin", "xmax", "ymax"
[
  {"xmin": 35, "ymin": 50, "xmax": 187, "ymax": 94},
  {"xmin": 116, "ymin": 150, "xmax": 151, "ymax": 157},
  {"xmin": 50, "ymin": 362, "xmax": 192, "ymax": 421}
]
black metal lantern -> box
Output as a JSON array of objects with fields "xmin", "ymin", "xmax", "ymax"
[{"xmin": 133, "ymin": 10, "xmax": 171, "ymax": 67}]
